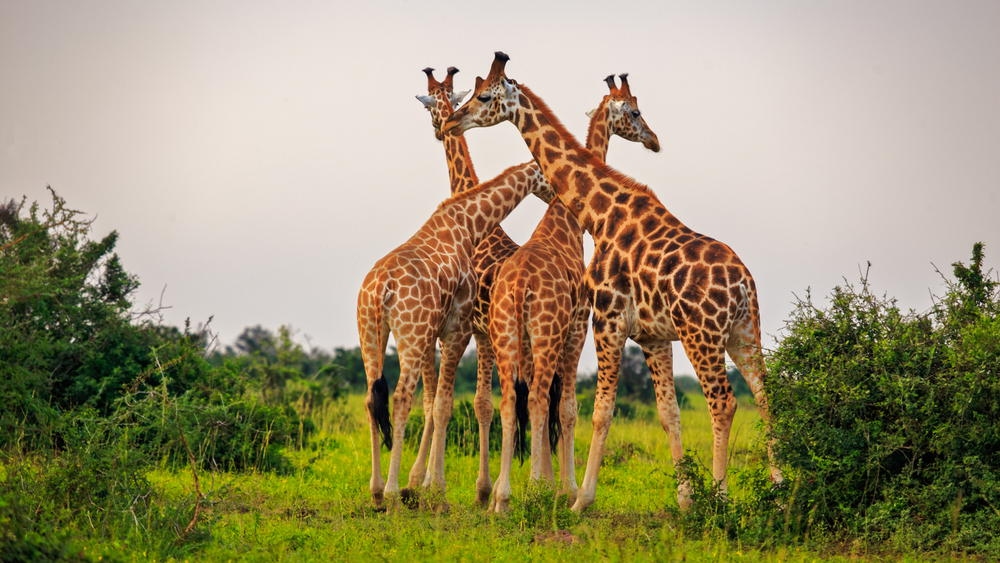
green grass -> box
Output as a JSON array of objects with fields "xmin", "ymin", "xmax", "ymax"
[{"xmin": 25, "ymin": 394, "xmax": 957, "ymax": 562}]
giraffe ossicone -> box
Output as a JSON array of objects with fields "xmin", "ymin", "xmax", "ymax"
[{"xmin": 444, "ymin": 51, "xmax": 783, "ymax": 513}]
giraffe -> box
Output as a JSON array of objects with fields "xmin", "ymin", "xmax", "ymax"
[
  {"xmin": 415, "ymin": 67, "xmax": 476, "ymax": 195},
  {"xmin": 443, "ymin": 52, "xmax": 784, "ymax": 512},
  {"xmin": 357, "ymin": 152, "xmax": 554, "ymax": 509},
  {"xmin": 487, "ymin": 74, "xmax": 661, "ymax": 512},
  {"xmin": 415, "ymin": 66, "xmax": 526, "ymax": 504}
]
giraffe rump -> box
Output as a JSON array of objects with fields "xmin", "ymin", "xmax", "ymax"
[{"xmin": 371, "ymin": 374, "xmax": 392, "ymax": 450}]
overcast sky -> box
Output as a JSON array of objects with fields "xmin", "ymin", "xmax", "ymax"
[{"xmin": 3, "ymin": 1, "xmax": 998, "ymax": 378}]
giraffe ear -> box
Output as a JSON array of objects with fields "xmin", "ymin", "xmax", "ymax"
[
  {"xmin": 502, "ymin": 78, "xmax": 514, "ymax": 97},
  {"xmin": 450, "ymin": 89, "xmax": 470, "ymax": 107},
  {"xmin": 585, "ymin": 108, "xmax": 597, "ymax": 118},
  {"xmin": 475, "ymin": 76, "xmax": 484, "ymax": 91},
  {"xmin": 415, "ymin": 95, "xmax": 435, "ymax": 109},
  {"xmin": 612, "ymin": 100, "xmax": 625, "ymax": 113}
]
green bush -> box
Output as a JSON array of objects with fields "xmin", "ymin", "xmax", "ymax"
[{"xmin": 766, "ymin": 244, "xmax": 1000, "ymax": 554}]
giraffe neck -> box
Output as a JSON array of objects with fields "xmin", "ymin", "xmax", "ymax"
[
  {"xmin": 443, "ymin": 134, "xmax": 479, "ymax": 194},
  {"xmin": 534, "ymin": 199, "xmax": 585, "ymax": 260},
  {"xmin": 584, "ymin": 104, "xmax": 612, "ymax": 162},
  {"xmin": 438, "ymin": 162, "xmax": 539, "ymax": 246},
  {"xmin": 511, "ymin": 85, "xmax": 691, "ymax": 243}
]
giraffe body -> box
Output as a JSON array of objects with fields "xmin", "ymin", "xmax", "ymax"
[
  {"xmin": 417, "ymin": 67, "xmax": 546, "ymax": 503},
  {"xmin": 357, "ymin": 168, "xmax": 553, "ymax": 507},
  {"xmin": 444, "ymin": 52, "xmax": 783, "ymax": 513},
  {"xmin": 488, "ymin": 198, "xmax": 587, "ymax": 512},
  {"xmin": 487, "ymin": 74, "xmax": 660, "ymax": 512}
]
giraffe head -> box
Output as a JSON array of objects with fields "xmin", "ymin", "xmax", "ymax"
[
  {"xmin": 586, "ymin": 74, "xmax": 660, "ymax": 152},
  {"xmin": 416, "ymin": 67, "xmax": 471, "ymax": 141},
  {"xmin": 443, "ymin": 52, "xmax": 520, "ymax": 137}
]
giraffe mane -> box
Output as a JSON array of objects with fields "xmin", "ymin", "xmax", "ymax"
[
  {"xmin": 520, "ymin": 84, "xmax": 661, "ymax": 201},
  {"xmin": 434, "ymin": 162, "xmax": 531, "ymax": 211},
  {"xmin": 584, "ymin": 97, "xmax": 609, "ymax": 149}
]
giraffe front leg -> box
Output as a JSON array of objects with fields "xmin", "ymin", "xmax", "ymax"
[
  {"xmin": 571, "ymin": 320, "xmax": 626, "ymax": 513},
  {"xmin": 642, "ymin": 341, "xmax": 691, "ymax": 510},
  {"xmin": 473, "ymin": 332, "xmax": 495, "ymax": 506}
]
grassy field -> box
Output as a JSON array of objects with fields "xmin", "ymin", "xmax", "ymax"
[{"xmin": 44, "ymin": 392, "xmax": 951, "ymax": 563}]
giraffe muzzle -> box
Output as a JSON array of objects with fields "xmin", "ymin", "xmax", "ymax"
[
  {"xmin": 644, "ymin": 133, "xmax": 661, "ymax": 153},
  {"xmin": 443, "ymin": 108, "xmax": 468, "ymax": 137}
]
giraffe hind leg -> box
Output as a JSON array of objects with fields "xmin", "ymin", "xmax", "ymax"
[
  {"xmin": 405, "ymin": 342, "xmax": 437, "ymax": 497},
  {"xmin": 681, "ymin": 331, "xmax": 736, "ymax": 496},
  {"xmin": 727, "ymin": 324, "xmax": 784, "ymax": 484},
  {"xmin": 473, "ymin": 332, "xmax": 495, "ymax": 506},
  {"xmin": 359, "ymin": 300, "xmax": 390, "ymax": 508},
  {"xmin": 641, "ymin": 341, "xmax": 690, "ymax": 510}
]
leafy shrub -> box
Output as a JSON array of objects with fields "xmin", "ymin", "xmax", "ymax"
[
  {"xmin": 672, "ymin": 454, "xmax": 800, "ymax": 545},
  {"xmin": 766, "ymin": 244, "xmax": 1000, "ymax": 554},
  {"xmin": 0, "ymin": 491, "xmax": 112, "ymax": 563}
]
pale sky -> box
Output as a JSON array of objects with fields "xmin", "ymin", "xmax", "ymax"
[{"xmin": 3, "ymin": 1, "xmax": 998, "ymax": 378}]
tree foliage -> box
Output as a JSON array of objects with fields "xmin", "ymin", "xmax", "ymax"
[
  {"xmin": 0, "ymin": 189, "xmax": 297, "ymax": 467},
  {"xmin": 766, "ymin": 244, "xmax": 1000, "ymax": 554}
]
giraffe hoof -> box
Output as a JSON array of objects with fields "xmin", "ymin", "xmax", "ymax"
[
  {"xmin": 417, "ymin": 486, "xmax": 449, "ymax": 513},
  {"xmin": 570, "ymin": 495, "xmax": 593, "ymax": 513},
  {"xmin": 557, "ymin": 488, "xmax": 578, "ymax": 506},
  {"xmin": 475, "ymin": 487, "xmax": 492, "ymax": 507},
  {"xmin": 400, "ymin": 488, "xmax": 420, "ymax": 509},
  {"xmin": 493, "ymin": 497, "xmax": 510, "ymax": 514}
]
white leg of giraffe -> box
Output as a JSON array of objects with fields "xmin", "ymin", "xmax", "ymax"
[
  {"xmin": 557, "ymin": 305, "xmax": 587, "ymax": 503},
  {"xmin": 359, "ymin": 315, "xmax": 391, "ymax": 506},
  {"xmin": 727, "ymin": 318, "xmax": 784, "ymax": 484},
  {"xmin": 406, "ymin": 343, "xmax": 438, "ymax": 491},
  {"xmin": 423, "ymin": 325, "xmax": 473, "ymax": 495},
  {"xmin": 489, "ymin": 323, "xmax": 519, "ymax": 513},
  {"xmin": 385, "ymin": 329, "xmax": 435, "ymax": 499},
  {"xmin": 364, "ymin": 385, "xmax": 385, "ymax": 505},
  {"xmin": 571, "ymin": 321, "xmax": 628, "ymax": 512},
  {"xmin": 528, "ymin": 335, "xmax": 560, "ymax": 482},
  {"xmin": 472, "ymin": 332, "xmax": 495, "ymax": 505},
  {"xmin": 641, "ymin": 341, "xmax": 691, "ymax": 510}
]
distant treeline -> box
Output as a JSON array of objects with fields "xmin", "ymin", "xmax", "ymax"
[{"xmin": 207, "ymin": 323, "xmax": 751, "ymax": 412}]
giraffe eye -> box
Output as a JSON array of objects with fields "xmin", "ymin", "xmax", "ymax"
[
  {"xmin": 631, "ymin": 110, "xmax": 641, "ymax": 118},
  {"xmin": 477, "ymin": 93, "xmax": 492, "ymax": 103}
]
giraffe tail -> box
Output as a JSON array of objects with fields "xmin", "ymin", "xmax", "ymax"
[
  {"xmin": 547, "ymin": 372, "xmax": 562, "ymax": 450},
  {"xmin": 372, "ymin": 373, "xmax": 392, "ymax": 450},
  {"xmin": 513, "ymin": 279, "xmax": 530, "ymax": 465},
  {"xmin": 514, "ymin": 377, "xmax": 529, "ymax": 465}
]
